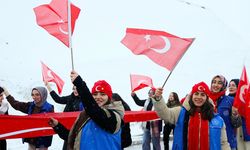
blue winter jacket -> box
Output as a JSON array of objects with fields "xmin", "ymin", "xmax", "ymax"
[
  {"xmin": 79, "ymin": 119, "xmax": 121, "ymax": 150},
  {"xmin": 24, "ymin": 101, "xmax": 53, "ymax": 148},
  {"xmin": 172, "ymin": 107, "xmax": 224, "ymax": 150},
  {"xmin": 216, "ymin": 95, "xmax": 237, "ymax": 148}
]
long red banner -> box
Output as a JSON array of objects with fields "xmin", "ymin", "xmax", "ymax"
[{"xmin": 0, "ymin": 111, "xmax": 159, "ymax": 139}]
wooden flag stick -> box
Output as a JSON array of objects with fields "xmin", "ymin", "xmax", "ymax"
[{"xmin": 67, "ymin": 0, "xmax": 74, "ymax": 70}]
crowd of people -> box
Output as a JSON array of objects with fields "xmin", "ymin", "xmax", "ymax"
[{"xmin": 0, "ymin": 73, "xmax": 249, "ymax": 150}]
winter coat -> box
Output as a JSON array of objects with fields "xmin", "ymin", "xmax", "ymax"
[
  {"xmin": 121, "ymin": 101, "xmax": 132, "ymax": 148},
  {"xmin": 50, "ymin": 91, "xmax": 83, "ymax": 112},
  {"xmin": 216, "ymin": 95, "xmax": 238, "ymax": 148}
]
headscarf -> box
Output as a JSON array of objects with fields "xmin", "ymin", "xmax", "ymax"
[{"xmin": 32, "ymin": 86, "xmax": 47, "ymax": 107}]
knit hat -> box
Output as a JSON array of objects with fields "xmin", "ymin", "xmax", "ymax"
[
  {"xmin": 230, "ymin": 79, "xmax": 240, "ymax": 88},
  {"xmin": 191, "ymin": 82, "xmax": 210, "ymax": 97},
  {"xmin": 211, "ymin": 75, "xmax": 228, "ymax": 91},
  {"xmin": 92, "ymin": 80, "xmax": 112, "ymax": 100}
]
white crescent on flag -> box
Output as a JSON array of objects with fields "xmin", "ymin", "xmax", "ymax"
[
  {"xmin": 150, "ymin": 36, "xmax": 171, "ymax": 54},
  {"xmin": 240, "ymin": 84, "xmax": 248, "ymax": 103}
]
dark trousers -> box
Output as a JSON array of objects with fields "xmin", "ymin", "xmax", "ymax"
[
  {"xmin": 163, "ymin": 124, "xmax": 175, "ymax": 150},
  {"xmin": 0, "ymin": 139, "xmax": 6, "ymax": 150}
]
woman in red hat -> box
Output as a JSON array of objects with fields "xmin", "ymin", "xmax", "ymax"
[
  {"xmin": 152, "ymin": 82, "xmax": 230, "ymax": 150},
  {"xmin": 48, "ymin": 70, "xmax": 124, "ymax": 150}
]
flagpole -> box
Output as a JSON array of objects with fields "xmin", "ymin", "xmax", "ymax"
[
  {"xmin": 130, "ymin": 74, "xmax": 133, "ymax": 92},
  {"xmin": 161, "ymin": 38, "xmax": 195, "ymax": 88},
  {"xmin": 67, "ymin": 0, "xmax": 74, "ymax": 70}
]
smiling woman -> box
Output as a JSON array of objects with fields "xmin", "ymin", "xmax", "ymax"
[
  {"xmin": 152, "ymin": 82, "xmax": 231, "ymax": 150},
  {"xmin": 2, "ymin": 86, "xmax": 54, "ymax": 150}
]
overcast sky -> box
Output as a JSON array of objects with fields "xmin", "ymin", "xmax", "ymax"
[{"xmin": 1, "ymin": 0, "xmax": 250, "ymax": 112}]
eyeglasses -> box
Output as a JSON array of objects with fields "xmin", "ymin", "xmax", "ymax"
[{"xmin": 31, "ymin": 93, "xmax": 40, "ymax": 96}]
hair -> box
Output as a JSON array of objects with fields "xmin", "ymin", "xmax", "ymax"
[
  {"xmin": 229, "ymin": 79, "xmax": 240, "ymax": 88},
  {"xmin": 112, "ymin": 93, "xmax": 131, "ymax": 111},
  {"xmin": 0, "ymin": 87, "xmax": 4, "ymax": 93},
  {"xmin": 112, "ymin": 93, "xmax": 123, "ymax": 102},
  {"xmin": 188, "ymin": 95, "xmax": 214, "ymax": 121},
  {"xmin": 167, "ymin": 92, "xmax": 181, "ymax": 107}
]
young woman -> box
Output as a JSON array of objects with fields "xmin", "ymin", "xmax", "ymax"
[
  {"xmin": 228, "ymin": 79, "xmax": 250, "ymax": 149},
  {"xmin": 0, "ymin": 87, "xmax": 9, "ymax": 150},
  {"xmin": 131, "ymin": 88, "xmax": 162, "ymax": 150},
  {"xmin": 3, "ymin": 86, "xmax": 54, "ymax": 150},
  {"xmin": 152, "ymin": 82, "xmax": 230, "ymax": 150},
  {"xmin": 210, "ymin": 75, "xmax": 241, "ymax": 150},
  {"xmin": 45, "ymin": 82, "xmax": 84, "ymax": 150},
  {"xmin": 48, "ymin": 70, "xmax": 124, "ymax": 150},
  {"xmin": 163, "ymin": 92, "xmax": 181, "ymax": 150}
]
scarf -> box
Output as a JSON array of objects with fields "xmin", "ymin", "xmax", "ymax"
[
  {"xmin": 188, "ymin": 111, "xmax": 209, "ymax": 150},
  {"xmin": 209, "ymin": 90, "xmax": 225, "ymax": 110}
]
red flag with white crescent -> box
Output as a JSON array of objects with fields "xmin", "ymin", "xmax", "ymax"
[
  {"xmin": 130, "ymin": 74, "xmax": 154, "ymax": 92},
  {"xmin": 234, "ymin": 66, "xmax": 250, "ymax": 134},
  {"xmin": 234, "ymin": 66, "xmax": 249, "ymax": 116},
  {"xmin": 34, "ymin": 0, "xmax": 81, "ymax": 47},
  {"xmin": 121, "ymin": 28, "xmax": 194, "ymax": 71},
  {"xmin": 41, "ymin": 61, "xmax": 64, "ymax": 94}
]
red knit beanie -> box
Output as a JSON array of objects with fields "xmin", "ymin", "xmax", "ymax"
[
  {"xmin": 191, "ymin": 82, "xmax": 210, "ymax": 97},
  {"xmin": 91, "ymin": 80, "xmax": 112, "ymax": 100}
]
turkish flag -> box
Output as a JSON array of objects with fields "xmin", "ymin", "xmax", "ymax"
[
  {"xmin": 34, "ymin": 0, "xmax": 81, "ymax": 47},
  {"xmin": 41, "ymin": 61, "xmax": 64, "ymax": 94},
  {"xmin": 121, "ymin": 28, "xmax": 194, "ymax": 71},
  {"xmin": 234, "ymin": 66, "xmax": 250, "ymax": 134},
  {"xmin": 130, "ymin": 74, "xmax": 154, "ymax": 92},
  {"xmin": 234, "ymin": 66, "xmax": 249, "ymax": 117}
]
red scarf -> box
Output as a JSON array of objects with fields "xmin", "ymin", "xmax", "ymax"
[
  {"xmin": 209, "ymin": 90, "xmax": 225, "ymax": 109},
  {"xmin": 188, "ymin": 112, "xmax": 209, "ymax": 150}
]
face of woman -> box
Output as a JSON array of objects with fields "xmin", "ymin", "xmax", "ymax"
[
  {"xmin": 192, "ymin": 91, "xmax": 207, "ymax": 107},
  {"xmin": 31, "ymin": 89, "xmax": 42, "ymax": 104},
  {"xmin": 228, "ymin": 81, "xmax": 237, "ymax": 95},
  {"xmin": 72, "ymin": 86, "xmax": 79, "ymax": 96},
  {"xmin": 211, "ymin": 77, "xmax": 224, "ymax": 93},
  {"xmin": 92, "ymin": 92, "xmax": 109, "ymax": 107},
  {"xmin": 168, "ymin": 93, "xmax": 174, "ymax": 101}
]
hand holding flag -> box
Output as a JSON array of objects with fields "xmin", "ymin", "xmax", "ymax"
[{"xmin": 41, "ymin": 61, "xmax": 64, "ymax": 94}]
